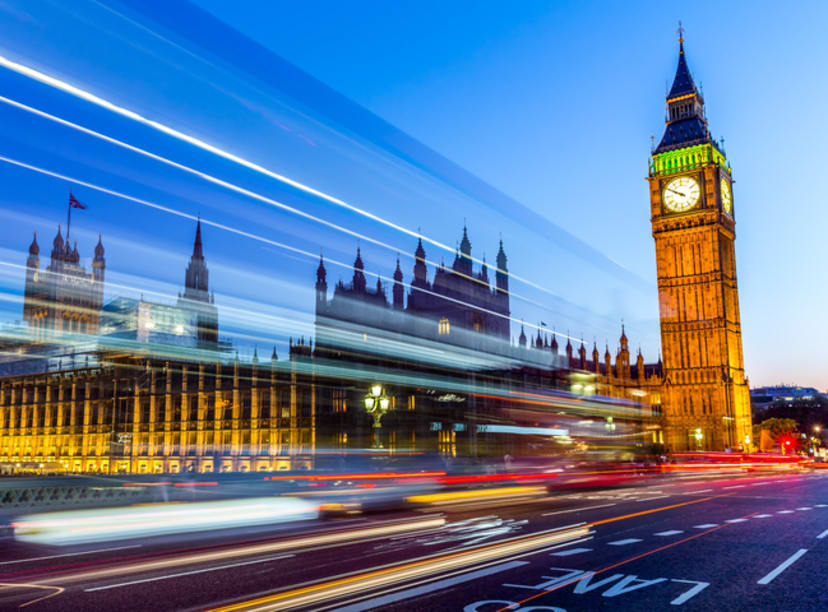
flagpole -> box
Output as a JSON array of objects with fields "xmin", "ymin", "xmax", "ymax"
[{"xmin": 66, "ymin": 191, "xmax": 72, "ymax": 243}]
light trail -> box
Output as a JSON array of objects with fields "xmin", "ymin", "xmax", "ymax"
[
  {"xmin": 0, "ymin": 55, "xmax": 577, "ymax": 311},
  {"xmin": 0, "ymin": 153, "xmax": 585, "ymax": 346}
]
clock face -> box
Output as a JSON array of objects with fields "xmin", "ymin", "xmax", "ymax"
[
  {"xmin": 663, "ymin": 177, "xmax": 701, "ymax": 212},
  {"xmin": 720, "ymin": 178, "xmax": 732, "ymax": 214}
]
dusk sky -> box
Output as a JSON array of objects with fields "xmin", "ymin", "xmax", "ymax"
[{"xmin": 1, "ymin": 0, "xmax": 827, "ymax": 388}]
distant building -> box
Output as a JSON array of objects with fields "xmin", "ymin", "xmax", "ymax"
[{"xmin": 23, "ymin": 217, "xmax": 105, "ymax": 337}]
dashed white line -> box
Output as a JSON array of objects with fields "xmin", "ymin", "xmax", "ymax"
[
  {"xmin": 687, "ymin": 489, "xmax": 713, "ymax": 494},
  {"xmin": 817, "ymin": 528, "xmax": 828, "ymax": 540},
  {"xmin": 694, "ymin": 524, "xmax": 718, "ymax": 529},
  {"xmin": 753, "ymin": 514, "xmax": 773, "ymax": 518},
  {"xmin": 637, "ymin": 495, "xmax": 670, "ymax": 502},
  {"xmin": 551, "ymin": 547, "xmax": 593, "ymax": 557},
  {"xmin": 654, "ymin": 530, "xmax": 684, "ymax": 536},
  {"xmin": 816, "ymin": 504, "xmax": 827, "ymax": 508},
  {"xmin": 725, "ymin": 518, "xmax": 748, "ymax": 523},
  {"xmin": 723, "ymin": 485, "xmax": 746, "ymax": 489},
  {"xmin": 797, "ymin": 507, "xmax": 813, "ymax": 511},
  {"xmin": 777, "ymin": 510, "xmax": 794, "ymax": 514},
  {"xmin": 608, "ymin": 538, "xmax": 642, "ymax": 546},
  {"xmin": 757, "ymin": 549, "xmax": 808, "ymax": 585}
]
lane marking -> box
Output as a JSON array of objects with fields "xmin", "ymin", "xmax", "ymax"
[
  {"xmin": 797, "ymin": 507, "xmax": 813, "ymax": 511},
  {"xmin": 84, "ymin": 554, "xmax": 294, "ymax": 592},
  {"xmin": 815, "ymin": 504, "xmax": 827, "ymax": 508},
  {"xmin": 0, "ymin": 545, "xmax": 140, "ymax": 566},
  {"xmin": 725, "ymin": 518, "xmax": 748, "ymax": 523},
  {"xmin": 542, "ymin": 503, "xmax": 616, "ymax": 517},
  {"xmin": 332, "ymin": 560, "xmax": 528, "ymax": 612},
  {"xmin": 723, "ymin": 485, "xmax": 745, "ymax": 489},
  {"xmin": 753, "ymin": 514, "xmax": 773, "ymax": 518},
  {"xmin": 608, "ymin": 539, "xmax": 642, "ymax": 546},
  {"xmin": 687, "ymin": 489, "xmax": 713, "ymax": 494},
  {"xmin": 653, "ymin": 530, "xmax": 683, "ymax": 536},
  {"xmin": 550, "ymin": 548, "xmax": 592, "ymax": 557},
  {"xmin": 693, "ymin": 524, "xmax": 718, "ymax": 529},
  {"xmin": 757, "ymin": 549, "xmax": 808, "ymax": 585},
  {"xmin": 636, "ymin": 495, "xmax": 670, "ymax": 502},
  {"xmin": 777, "ymin": 510, "xmax": 794, "ymax": 514},
  {"xmin": 817, "ymin": 528, "xmax": 828, "ymax": 540}
]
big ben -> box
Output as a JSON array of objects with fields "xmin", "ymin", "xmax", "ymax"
[{"xmin": 648, "ymin": 30, "xmax": 752, "ymax": 451}]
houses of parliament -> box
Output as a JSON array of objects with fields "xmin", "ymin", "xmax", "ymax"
[{"xmin": 0, "ymin": 34, "xmax": 751, "ymax": 473}]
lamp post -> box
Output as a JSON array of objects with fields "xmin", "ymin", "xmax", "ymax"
[
  {"xmin": 364, "ymin": 385, "xmax": 390, "ymax": 449},
  {"xmin": 694, "ymin": 427, "xmax": 703, "ymax": 451}
]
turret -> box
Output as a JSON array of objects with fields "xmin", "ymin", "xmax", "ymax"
[
  {"xmin": 183, "ymin": 219, "xmax": 209, "ymax": 299},
  {"xmin": 27, "ymin": 232, "xmax": 39, "ymax": 269},
  {"xmin": 413, "ymin": 238, "xmax": 427, "ymax": 286},
  {"xmin": 92, "ymin": 233, "xmax": 105, "ymax": 283},
  {"xmin": 518, "ymin": 324, "xmax": 527, "ymax": 348},
  {"xmin": 578, "ymin": 340, "xmax": 586, "ymax": 370},
  {"xmin": 550, "ymin": 332, "xmax": 559, "ymax": 355},
  {"xmin": 604, "ymin": 344, "xmax": 612, "ymax": 376},
  {"xmin": 352, "ymin": 247, "xmax": 366, "ymax": 293},
  {"xmin": 51, "ymin": 225, "xmax": 64, "ymax": 261},
  {"xmin": 315, "ymin": 255, "xmax": 327, "ymax": 305},
  {"xmin": 592, "ymin": 342, "xmax": 600, "ymax": 374},
  {"xmin": 392, "ymin": 256, "xmax": 404, "ymax": 309},
  {"xmin": 495, "ymin": 239, "xmax": 508, "ymax": 296},
  {"xmin": 636, "ymin": 348, "xmax": 645, "ymax": 382},
  {"xmin": 565, "ymin": 335, "xmax": 573, "ymax": 366},
  {"xmin": 454, "ymin": 225, "xmax": 473, "ymax": 277}
]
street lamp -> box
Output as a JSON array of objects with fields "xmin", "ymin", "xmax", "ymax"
[
  {"xmin": 694, "ymin": 427, "xmax": 703, "ymax": 451},
  {"xmin": 364, "ymin": 385, "xmax": 391, "ymax": 448}
]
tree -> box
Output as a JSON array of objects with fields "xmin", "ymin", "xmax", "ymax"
[{"xmin": 753, "ymin": 418, "xmax": 798, "ymax": 453}]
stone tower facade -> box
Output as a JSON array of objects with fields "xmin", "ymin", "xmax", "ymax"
[
  {"xmin": 648, "ymin": 33, "xmax": 752, "ymax": 451},
  {"xmin": 23, "ymin": 202, "xmax": 105, "ymax": 338}
]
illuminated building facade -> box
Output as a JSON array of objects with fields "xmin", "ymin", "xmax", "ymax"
[{"xmin": 648, "ymin": 34, "xmax": 752, "ymax": 450}]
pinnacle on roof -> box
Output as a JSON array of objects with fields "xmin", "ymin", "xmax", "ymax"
[
  {"xmin": 415, "ymin": 237, "xmax": 425, "ymax": 259},
  {"xmin": 29, "ymin": 232, "xmax": 39, "ymax": 256},
  {"xmin": 94, "ymin": 233, "xmax": 105, "ymax": 259},
  {"xmin": 496, "ymin": 238, "xmax": 507, "ymax": 269},
  {"xmin": 354, "ymin": 247, "xmax": 364, "ymax": 270},
  {"xmin": 53, "ymin": 225, "xmax": 63, "ymax": 250},
  {"xmin": 192, "ymin": 217, "xmax": 204, "ymax": 258},
  {"xmin": 459, "ymin": 225, "xmax": 471, "ymax": 256},
  {"xmin": 394, "ymin": 255, "xmax": 403, "ymax": 281}
]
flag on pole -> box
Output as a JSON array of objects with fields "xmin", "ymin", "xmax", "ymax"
[{"xmin": 69, "ymin": 193, "xmax": 87, "ymax": 209}]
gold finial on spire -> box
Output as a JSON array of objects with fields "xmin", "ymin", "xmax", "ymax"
[{"xmin": 677, "ymin": 20, "xmax": 685, "ymax": 45}]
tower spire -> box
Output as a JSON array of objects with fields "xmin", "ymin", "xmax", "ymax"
[{"xmin": 193, "ymin": 215, "xmax": 203, "ymax": 258}]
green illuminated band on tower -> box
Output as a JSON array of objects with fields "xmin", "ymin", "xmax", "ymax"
[{"xmin": 650, "ymin": 143, "xmax": 728, "ymax": 176}]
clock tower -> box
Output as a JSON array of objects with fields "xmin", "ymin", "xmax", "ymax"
[{"xmin": 648, "ymin": 31, "xmax": 752, "ymax": 451}]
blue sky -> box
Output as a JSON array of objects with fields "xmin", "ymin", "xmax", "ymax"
[{"xmin": 0, "ymin": 1, "xmax": 826, "ymax": 388}]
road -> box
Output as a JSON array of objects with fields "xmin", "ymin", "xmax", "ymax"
[{"xmin": 1, "ymin": 470, "xmax": 826, "ymax": 611}]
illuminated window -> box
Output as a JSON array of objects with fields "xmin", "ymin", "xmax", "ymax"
[
  {"xmin": 438, "ymin": 318, "xmax": 450, "ymax": 336},
  {"xmin": 473, "ymin": 320, "xmax": 481, "ymax": 333}
]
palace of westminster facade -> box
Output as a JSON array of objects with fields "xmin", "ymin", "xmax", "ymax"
[{"xmin": 0, "ymin": 36, "xmax": 751, "ymax": 473}]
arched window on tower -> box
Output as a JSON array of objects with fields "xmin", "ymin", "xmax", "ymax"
[{"xmin": 438, "ymin": 318, "xmax": 450, "ymax": 336}]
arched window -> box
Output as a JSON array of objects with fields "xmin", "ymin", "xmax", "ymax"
[{"xmin": 438, "ymin": 318, "xmax": 450, "ymax": 336}]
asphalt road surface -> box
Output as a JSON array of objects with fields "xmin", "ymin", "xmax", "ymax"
[{"xmin": 1, "ymin": 470, "xmax": 826, "ymax": 611}]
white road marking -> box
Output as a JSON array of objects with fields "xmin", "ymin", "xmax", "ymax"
[
  {"xmin": 334, "ymin": 560, "xmax": 529, "ymax": 611},
  {"xmin": 83, "ymin": 554, "xmax": 294, "ymax": 592},
  {"xmin": 653, "ymin": 530, "xmax": 683, "ymax": 536},
  {"xmin": 777, "ymin": 510, "xmax": 794, "ymax": 514},
  {"xmin": 542, "ymin": 503, "xmax": 616, "ymax": 517},
  {"xmin": 687, "ymin": 489, "xmax": 713, "ymax": 494},
  {"xmin": 817, "ymin": 528, "xmax": 828, "ymax": 540},
  {"xmin": 757, "ymin": 549, "xmax": 808, "ymax": 585},
  {"xmin": 753, "ymin": 514, "xmax": 773, "ymax": 518},
  {"xmin": 797, "ymin": 507, "xmax": 813, "ymax": 511},
  {"xmin": 608, "ymin": 538, "xmax": 642, "ymax": 546},
  {"xmin": 637, "ymin": 495, "xmax": 670, "ymax": 502},
  {"xmin": 816, "ymin": 504, "xmax": 828, "ymax": 508},
  {"xmin": 693, "ymin": 524, "xmax": 718, "ymax": 529},
  {"xmin": 725, "ymin": 518, "xmax": 748, "ymax": 523},
  {"xmin": 550, "ymin": 547, "xmax": 593, "ymax": 557},
  {"xmin": 0, "ymin": 545, "xmax": 140, "ymax": 566},
  {"xmin": 723, "ymin": 485, "xmax": 745, "ymax": 489}
]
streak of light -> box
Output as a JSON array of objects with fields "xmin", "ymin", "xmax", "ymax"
[
  {"xmin": 0, "ymin": 57, "xmax": 571, "ymax": 310},
  {"xmin": 405, "ymin": 486, "xmax": 547, "ymax": 505},
  {"xmin": 0, "ymin": 582, "xmax": 64, "ymax": 608},
  {"xmin": 210, "ymin": 523, "xmax": 591, "ymax": 611},
  {"xmin": 4, "ymin": 517, "xmax": 447, "ymax": 590},
  {"xmin": 14, "ymin": 497, "xmax": 318, "ymax": 545}
]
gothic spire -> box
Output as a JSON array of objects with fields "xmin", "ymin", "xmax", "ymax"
[
  {"xmin": 28, "ymin": 232, "xmax": 39, "ymax": 256},
  {"xmin": 193, "ymin": 216, "xmax": 203, "ymax": 258},
  {"xmin": 667, "ymin": 22, "xmax": 698, "ymax": 99}
]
